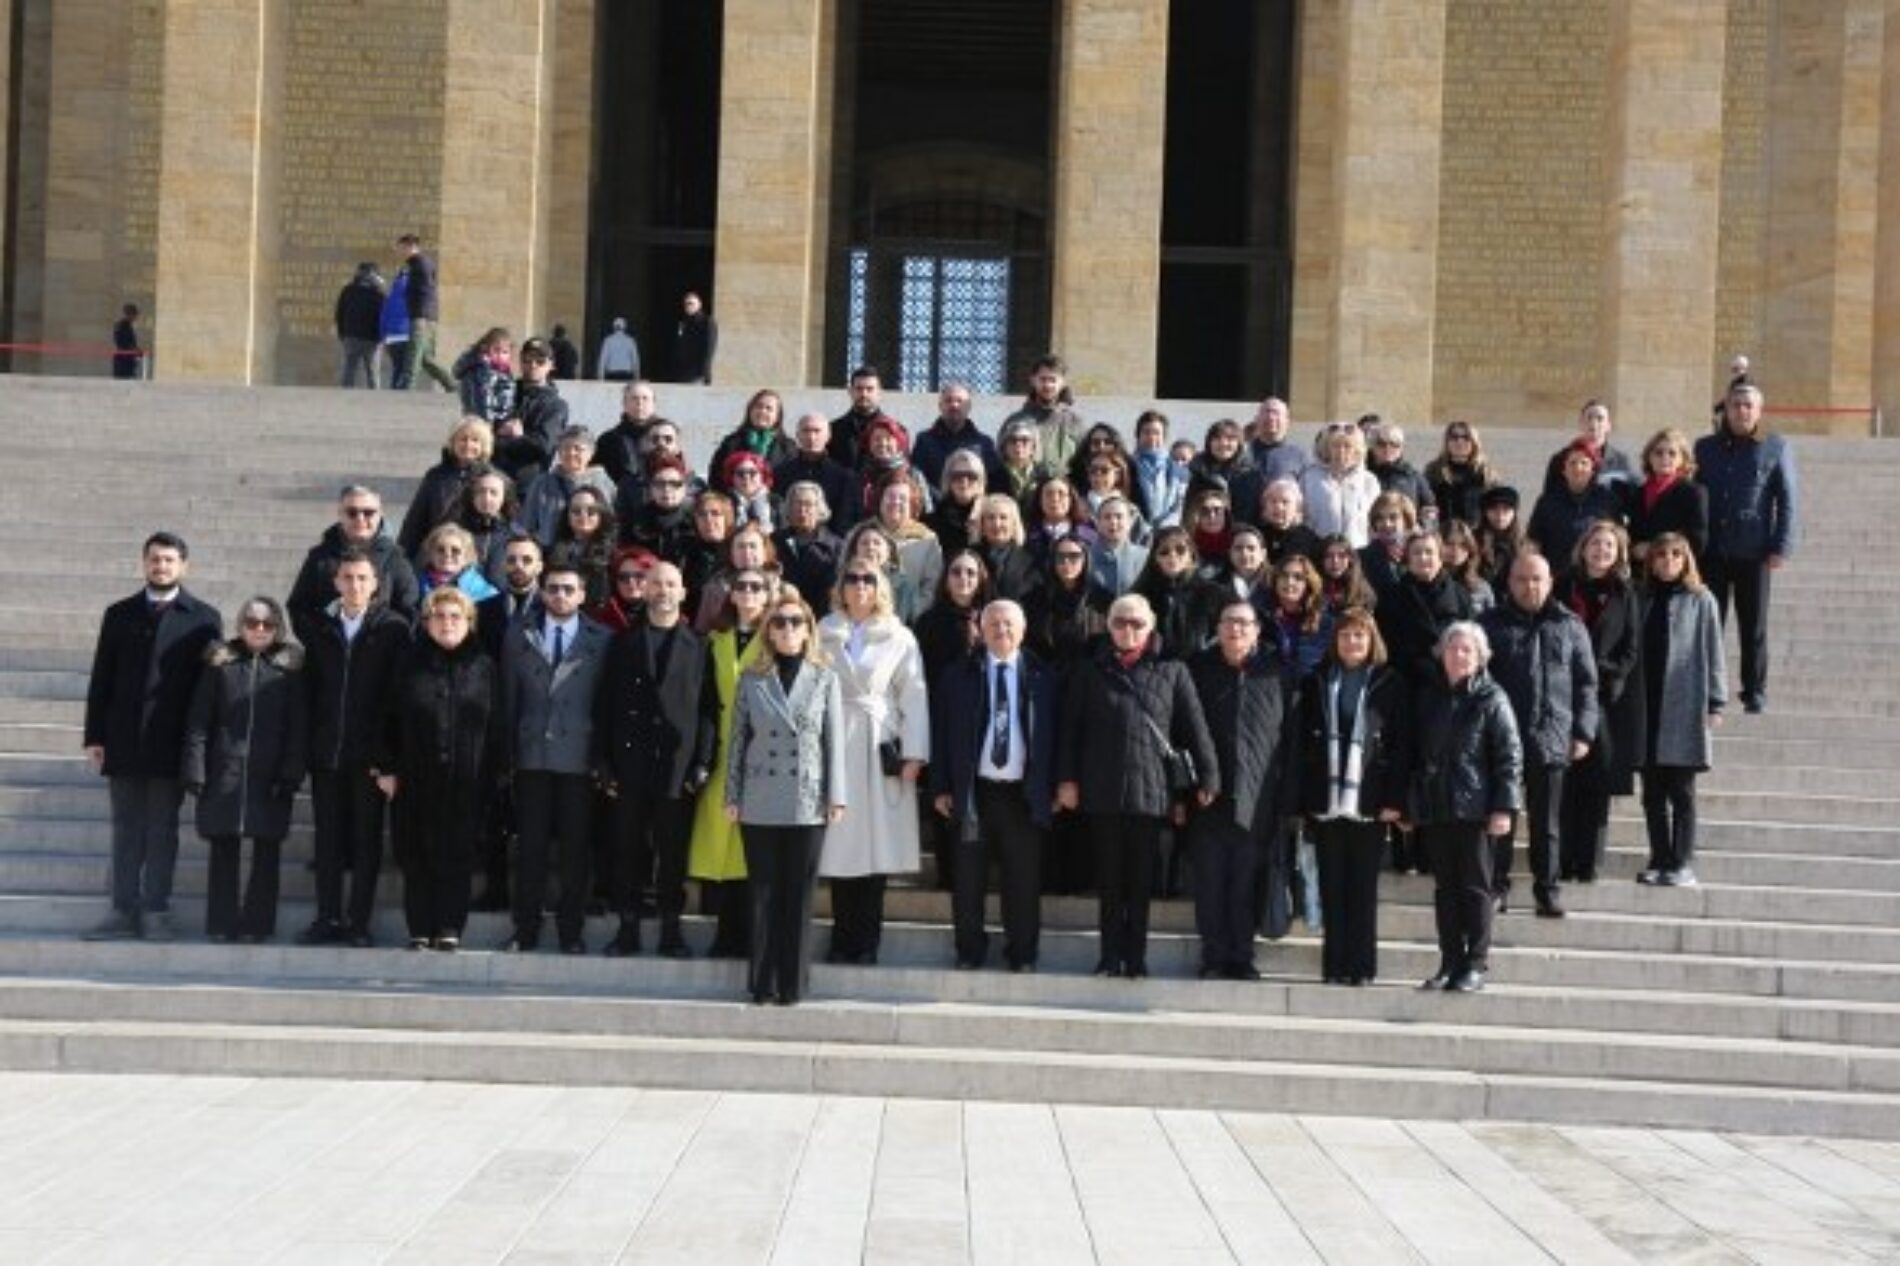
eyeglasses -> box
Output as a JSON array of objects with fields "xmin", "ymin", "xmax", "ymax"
[
  {"xmin": 342, "ymin": 507, "xmax": 379, "ymax": 519},
  {"xmin": 1054, "ymin": 551, "xmax": 1086, "ymax": 564},
  {"xmin": 842, "ymin": 572, "xmax": 877, "ymax": 587},
  {"xmin": 1109, "ymin": 617, "xmax": 1149, "ymax": 631},
  {"xmin": 768, "ymin": 613, "xmax": 808, "ymax": 630},
  {"xmin": 730, "ymin": 579, "xmax": 768, "ymax": 593},
  {"xmin": 570, "ymin": 504, "xmax": 602, "ymax": 517},
  {"xmin": 1219, "ymin": 616, "xmax": 1257, "ymax": 628},
  {"xmin": 949, "ymin": 471, "xmax": 981, "ymax": 483},
  {"xmin": 651, "ymin": 478, "xmax": 685, "ymax": 490},
  {"xmin": 1156, "ymin": 545, "xmax": 1191, "ymax": 558},
  {"xmin": 241, "ymin": 617, "xmax": 278, "ymax": 630}
]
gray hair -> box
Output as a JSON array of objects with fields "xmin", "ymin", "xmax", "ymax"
[
  {"xmin": 1107, "ymin": 592, "xmax": 1156, "ymax": 627},
  {"xmin": 784, "ymin": 479, "xmax": 832, "ymax": 524},
  {"xmin": 980, "ymin": 598, "xmax": 1026, "ymax": 627},
  {"xmin": 940, "ymin": 449, "xmax": 988, "ymax": 497},
  {"xmin": 1263, "ymin": 476, "xmax": 1303, "ymax": 509},
  {"xmin": 1373, "ymin": 422, "xmax": 1405, "ymax": 447},
  {"xmin": 1436, "ymin": 620, "xmax": 1492, "ymax": 664}
]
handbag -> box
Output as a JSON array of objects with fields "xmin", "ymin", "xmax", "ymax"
[
  {"xmin": 1141, "ymin": 715, "xmax": 1198, "ymax": 794},
  {"xmin": 878, "ymin": 737, "xmax": 905, "ymax": 778}
]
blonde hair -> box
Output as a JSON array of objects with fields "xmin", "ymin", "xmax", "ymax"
[
  {"xmin": 831, "ymin": 559, "xmax": 897, "ymax": 619},
  {"xmin": 977, "ymin": 493, "xmax": 1026, "ymax": 546},
  {"xmin": 746, "ymin": 592, "xmax": 829, "ymax": 672},
  {"xmin": 1573, "ymin": 519, "xmax": 1632, "ymax": 582},
  {"xmin": 420, "ymin": 585, "xmax": 478, "ymax": 633},
  {"xmin": 1642, "ymin": 427, "xmax": 1697, "ymax": 479},
  {"xmin": 1644, "ymin": 531, "xmax": 1705, "ymax": 592},
  {"xmin": 449, "ymin": 417, "xmax": 496, "ymax": 460},
  {"xmin": 423, "ymin": 523, "xmax": 477, "ymax": 562}
]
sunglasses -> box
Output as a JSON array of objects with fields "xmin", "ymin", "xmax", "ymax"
[
  {"xmin": 1157, "ymin": 545, "xmax": 1191, "ymax": 558},
  {"xmin": 949, "ymin": 471, "xmax": 981, "ymax": 482},
  {"xmin": 842, "ymin": 572, "xmax": 877, "ymax": 587},
  {"xmin": 615, "ymin": 571, "xmax": 643, "ymax": 584},
  {"xmin": 1447, "ymin": 431, "xmax": 1473, "ymax": 441},
  {"xmin": 241, "ymin": 617, "xmax": 278, "ymax": 630},
  {"xmin": 733, "ymin": 466, "xmax": 762, "ymax": 479},
  {"xmin": 730, "ymin": 579, "xmax": 768, "ymax": 593},
  {"xmin": 570, "ymin": 504, "xmax": 602, "ymax": 516},
  {"xmin": 1054, "ymin": 552, "xmax": 1086, "ymax": 564},
  {"xmin": 343, "ymin": 507, "xmax": 379, "ymax": 519},
  {"xmin": 651, "ymin": 478, "xmax": 685, "ymax": 490},
  {"xmin": 1110, "ymin": 617, "xmax": 1149, "ymax": 631},
  {"xmin": 768, "ymin": 613, "xmax": 808, "ymax": 630}
]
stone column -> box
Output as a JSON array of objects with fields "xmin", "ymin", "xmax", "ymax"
[
  {"xmin": 153, "ymin": 0, "xmax": 285, "ymax": 382},
  {"xmin": 436, "ymin": 0, "xmax": 558, "ymax": 360},
  {"xmin": 0, "ymin": 0, "xmax": 12, "ymax": 298},
  {"xmin": 544, "ymin": 0, "xmax": 596, "ymax": 345},
  {"xmin": 1049, "ymin": 0, "xmax": 1169, "ymax": 398},
  {"xmin": 1288, "ymin": 2, "xmax": 1341, "ymax": 420},
  {"xmin": 1758, "ymin": 0, "xmax": 1882, "ymax": 422},
  {"xmin": 1597, "ymin": 0, "xmax": 1725, "ymax": 436},
  {"xmin": 712, "ymin": 0, "xmax": 837, "ymax": 387},
  {"xmin": 1326, "ymin": 0, "xmax": 1447, "ymax": 422},
  {"xmin": 1876, "ymin": 0, "xmax": 1900, "ymax": 434}
]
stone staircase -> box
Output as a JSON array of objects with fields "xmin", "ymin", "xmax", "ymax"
[{"xmin": 2, "ymin": 377, "xmax": 1898, "ymax": 1137}]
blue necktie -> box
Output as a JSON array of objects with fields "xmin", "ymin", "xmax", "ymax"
[{"xmin": 991, "ymin": 664, "xmax": 1010, "ymax": 767}]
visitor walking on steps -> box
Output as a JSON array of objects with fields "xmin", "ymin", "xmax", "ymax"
[
  {"xmin": 334, "ymin": 262, "xmax": 385, "ymax": 388},
  {"xmin": 396, "ymin": 232, "xmax": 454, "ymax": 392}
]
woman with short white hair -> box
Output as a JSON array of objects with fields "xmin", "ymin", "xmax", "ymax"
[
  {"xmin": 1300, "ymin": 426, "xmax": 1383, "ymax": 548},
  {"xmin": 1410, "ymin": 620, "xmax": 1523, "ymax": 993}
]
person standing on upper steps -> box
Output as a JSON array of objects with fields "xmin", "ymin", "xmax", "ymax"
[{"xmin": 1695, "ymin": 380, "xmax": 1797, "ymax": 715}]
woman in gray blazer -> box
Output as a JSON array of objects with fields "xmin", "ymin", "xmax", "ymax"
[
  {"xmin": 724, "ymin": 591, "xmax": 848, "ymax": 1005},
  {"xmin": 1635, "ymin": 532, "xmax": 1727, "ymax": 887}
]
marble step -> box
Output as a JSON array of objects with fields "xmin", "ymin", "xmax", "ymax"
[{"xmin": 2, "ymin": 1013, "xmax": 1898, "ymax": 1139}]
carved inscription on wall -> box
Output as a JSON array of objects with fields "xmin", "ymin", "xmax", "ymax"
[
  {"xmin": 1434, "ymin": 0, "xmax": 1609, "ymax": 422},
  {"xmin": 275, "ymin": 0, "xmax": 445, "ymax": 382},
  {"xmin": 120, "ymin": 0, "xmax": 164, "ymax": 312},
  {"xmin": 1715, "ymin": 0, "xmax": 1769, "ymax": 374}
]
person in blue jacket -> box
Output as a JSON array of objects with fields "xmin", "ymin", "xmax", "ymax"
[{"xmin": 1693, "ymin": 381, "xmax": 1796, "ymax": 714}]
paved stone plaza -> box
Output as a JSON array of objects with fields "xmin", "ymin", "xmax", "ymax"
[{"xmin": 1, "ymin": 1073, "xmax": 1897, "ymax": 1264}]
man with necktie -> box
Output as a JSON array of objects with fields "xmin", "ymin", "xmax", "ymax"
[{"xmin": 929, "ymin": 600, "xmax": 1058, "ymax": 971}]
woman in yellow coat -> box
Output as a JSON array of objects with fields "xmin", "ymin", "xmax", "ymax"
[{"xmin": 688, "ymin": 565, "xmax": 774, "ymax": 956}]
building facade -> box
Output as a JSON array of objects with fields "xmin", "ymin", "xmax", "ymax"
[{"xmin": 3, "ymin": 0, "xmax": 1899, "ymax": 434}]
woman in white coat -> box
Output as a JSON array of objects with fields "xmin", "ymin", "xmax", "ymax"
[
  {"xmin": 1301, "ymin": 426, "xmax": 1383, "ymax": 548},
  {"xmin": 818, "ymin": 563, "xmax": 930, "ymax": 963}
]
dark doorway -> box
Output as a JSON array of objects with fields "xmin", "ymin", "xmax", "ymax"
[
  {"xmin": 826, "ymin": 0, "xmax": 1054, "ymax": 393},
  {"xmin": 586, "ymin": 1, "xmax": 723, "ymax": 381},
  {"xmin": 1156, "ymin": 0, "xmax": 1297, "ymax": 401}
]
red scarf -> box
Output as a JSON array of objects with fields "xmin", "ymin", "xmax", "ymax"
[{"xmin": 1642, "ymin": 472, "xmax": 1680, "ymax": 515}]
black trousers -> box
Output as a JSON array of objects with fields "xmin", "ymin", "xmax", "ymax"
[
  {"xmin": 1705, "ymin": 554, "xmax": 1771, "ymax": 700},
  {"xmin": 952, "ymin": 781, "xmax": 1043, "ymax": 968},
  {"xmin": 1043, "ymin": 809, "xmax": 1093, "ymax": 895},
  {"xmin": 1093, "ymin": 812, "xmax": 1163, "ymax": 973},
  {"xmin": 1559, "ymin": 753, "xmax": 1611, "ymax": 881},
  {"xmin": 107, "ymin": 776, "xmax": 183, "ymax": 916},
  {"xmin": 205, "ymin": 835, "xmax": 282, "ymax": 939},
  {"xmin": 1191, "ymin": 810, "xmax": 1258, "ymax": 972},
  {"xmin": 743, "ymin": 824, "xmax": 821, "ymax": 1002},
  {"xmin": 610, "ymin": 790, "xmax": 693, "ymax": 928},
  {"xmin": 477, "ymin": 779, "xmax": 513, "ymax": 902},
  {"xmin": 1312, "ymin": 819, "xmax": 1383, "ymax": 982},
  {"xmin": 1522, "ymin": 764, "xmax": 1564, "ymax": 904},
  {"xmin": 1420, "ymin": 822, "xmax": 1494, "ymax": 976},
  {"xmin": 703, "ymin": 879, "xmax": 752, "ymax": 956},
  {"xmin": 827, "ymin": 874, "xmax": 888, "ymax": 962},
  {"xmin": 1641, "ymin": 766, "xmax": 1699, "ymax": 873},
  {"xmin": 311, "ymin": 768, "xmax": 386, "ymax": 932},
  {"xmin": 513, "ymin": 771, "xmax": 595, "ymax": 944},
  {"xmin": 396, "ymin": 788, "xmax": 478, "ymax": 940}
]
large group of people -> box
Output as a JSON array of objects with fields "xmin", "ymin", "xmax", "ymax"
[{"xmin": 83, "ymin": 357, "xmax": 1796, "ymax": 1000}]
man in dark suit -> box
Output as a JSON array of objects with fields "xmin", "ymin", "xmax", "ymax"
[
  {"xmin": 597, "ymin": 562, "xmax": 718, "ymax": 957},
  {"xmin": 498, "ymin": 561, "xmax": 611, "ymax": 953},
  {"xmin": 930, "ymin": 600, "xmax": 1058, "ymax": 971},
  {"xmin": 83, "ymin": 533, "xmax": 223, "ymax": 941}
]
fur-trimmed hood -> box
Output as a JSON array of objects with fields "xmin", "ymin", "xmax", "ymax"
[{"xmin": 205, "ymin": 639, "xmax": 304, "ymax": 671}]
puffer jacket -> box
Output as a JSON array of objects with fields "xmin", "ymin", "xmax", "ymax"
[
  {"xmin": 1479, "ymin": 599, "xmax": 1599, "ymax": 768},
  {"xmin": 1409, "ymin": 668, "xmax": 1523, "ymax": 825},
  {"xmin": 1693, "ymin": 430, "xmax": 1797, "ymax": 562},
  {"xmin": 182, "ymin": 641, "xmax": 308, "ymax": 840},
  {"xmin": 1187, "ymin": 646, "xmax": 1299, "ymax": 838},
  {"xmin": 1058, "ymin": 642, "xmax": 1219, "ymax": 817}
]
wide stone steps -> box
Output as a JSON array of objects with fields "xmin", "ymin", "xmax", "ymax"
[{"xmin": 1, "ymin": 978, "xmax": 1898, "ymax": 1137}]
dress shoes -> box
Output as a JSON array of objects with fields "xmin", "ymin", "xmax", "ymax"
[{"xmin": 1449, "ymin": 968, "xmax": 1486, "ymax": 993}]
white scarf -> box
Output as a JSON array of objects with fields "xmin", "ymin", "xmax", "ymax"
[{"xmin": 1320, "ymin": 668, "xmax": 1370, "ymax": 820}]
